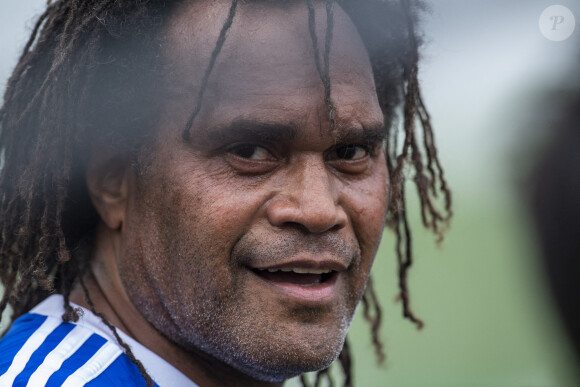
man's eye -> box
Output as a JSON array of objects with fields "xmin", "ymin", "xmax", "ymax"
[
  {"xmin": 229, "ymin": 144, "xmax": 273, "ymax": 160},
  {"xmin": 334, "ymin": 145, "xmax": 368, "ymax": 160}
]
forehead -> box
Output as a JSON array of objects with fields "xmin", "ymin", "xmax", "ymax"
[{"xmin": 160, "ymin": 0, "xmax": 381, "ymax": 135}]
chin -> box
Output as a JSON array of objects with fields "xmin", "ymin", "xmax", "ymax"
[
  {"xmin": 219, "ymin": 318, "xmax": 351, "ymax": 383},
  {"xmin": 170, "ymin": 311, "xmax": 350, "ymax": 383},
  {"xmin": 227, "ymin": 335, "xmax": 346, "ymax": 383}
]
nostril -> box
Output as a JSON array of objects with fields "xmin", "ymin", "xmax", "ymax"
[
  {"xmin": 265, "ymin": 175, "xmax": 345, "ymax": 233},
  {"xmin": 328, "ymin": 222, "xmax": 345, "ymax": 233},
  {"xmin": 279, "ymin": 222, "xmax": 311, "ymax": 234},
  {"xmin": 267, "ymin": 204, "xmax": 346, "ymax": 234}
]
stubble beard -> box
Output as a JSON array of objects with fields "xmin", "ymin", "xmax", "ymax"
[
  {"xmin": 125, "ymin": 261, "xmax": 357, "ymax": 382},
  {"xmin": 174, "ymin": 290, "xmax": 355, "ymax": 382},
  {"xmin": 122, "ymin": 229, "xmax": 366, "ymax": 383}
]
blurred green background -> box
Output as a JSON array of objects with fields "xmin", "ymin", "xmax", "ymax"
[{"xmin": 2, "ymin": 1, "xmax": 579, "ymax": 386}]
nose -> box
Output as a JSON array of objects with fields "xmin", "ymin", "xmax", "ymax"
[{"xmin": 266, "ymin": 155, "xmax": 347, "ymax": 233}]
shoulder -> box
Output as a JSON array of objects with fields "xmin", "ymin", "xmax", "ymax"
[{"xmin": 0, "ymin": 298, "xmax": 156, "ymax": 386}]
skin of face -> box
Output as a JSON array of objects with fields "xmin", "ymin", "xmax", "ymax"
[{"xmin": 78, "ymin": 0, "xmax": 389, "ymax": 385}]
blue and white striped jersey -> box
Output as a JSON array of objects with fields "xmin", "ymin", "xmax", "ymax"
[{"xmin": 0, "ymin": 295, "xmax": 197, "ymax": 386}]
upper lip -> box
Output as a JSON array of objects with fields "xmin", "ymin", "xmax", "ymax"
[{"xmin": 249, "ymin": 259, "xmax": 348, "ymax": 273}]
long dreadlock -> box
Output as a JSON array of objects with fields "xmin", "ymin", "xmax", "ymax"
[{"xmin": 0, "ymin": 0, "xmax": 451, "ymax": 386}]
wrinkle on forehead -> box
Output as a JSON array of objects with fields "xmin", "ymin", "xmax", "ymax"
[
  {"xmin": 161, "ymin": 0, "xmax": 376, "ymax": 97},
  {"xmin": 152, "ymin": 0, "xmax": 384, "ymax": 149}
]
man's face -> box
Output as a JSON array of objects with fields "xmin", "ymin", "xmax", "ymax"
[{"xmin": 118, "ymin": 0, "xmax": 388, "ymax": 381}]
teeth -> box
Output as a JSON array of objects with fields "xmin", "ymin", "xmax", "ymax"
[
  {"xmin": 260, "ymin": 268, "xmax": 332, "ymax": 274},
  {"xmin": 292, "ymin": 268, "xmax": 330, "ymax": 274}
]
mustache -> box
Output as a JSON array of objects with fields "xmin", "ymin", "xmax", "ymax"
[{"xmin": 231, "ymin": 230, "xmax": 361, "ymax": 268}]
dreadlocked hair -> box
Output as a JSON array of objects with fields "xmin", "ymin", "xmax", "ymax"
[
  {"xmin": 0, "ymin": 0, "xmax": 174, "ymax": 385},
  {"xmin": 0, "ymin": 0, "xmax": 451, "ymax": 386}
]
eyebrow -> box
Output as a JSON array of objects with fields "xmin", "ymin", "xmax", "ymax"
[
  {"xmin": 333, "ymin": 122, "xmax": 388, "ymax": 145},
  {"xmin": 204, "ymin": 119, "xmax": 299, "ymax": 145},
  {"xmin": 201, "ymin": 118, "xmax": 387, "ymax": 146}
]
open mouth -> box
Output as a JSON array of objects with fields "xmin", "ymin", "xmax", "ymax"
[{"xmin": 251, "ymin": 268, "xmax": 336, "ymax": 287}]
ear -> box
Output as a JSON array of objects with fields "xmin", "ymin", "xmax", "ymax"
[{"xmin": 86, "ymin": 149, "xmax": 130, "ymax": 231}]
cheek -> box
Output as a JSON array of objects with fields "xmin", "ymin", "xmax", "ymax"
[
  {"xmin": 120, "ymin": 170, "xmax": 247, "ymax": 336},
  {"xmin": 346, "ymin": 171, "xmax": 389, "ymax": 253},
  {"xmin": 137, "ymin": 167, "xmax": 270, "ymax": 291},
  {"xmin": 339, "ymin": 167, "xmax": 388, "ymax": 298},
  {"xmin": 347, "ymin": 179, "xmax": 388, "ymax": 275},
  {"xmin": 173, "ymin": 159, "xmax": 272, "ymax": 237}
]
